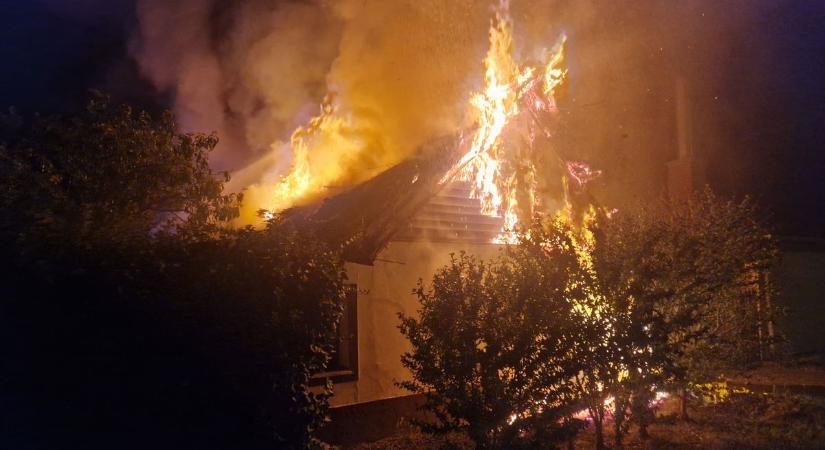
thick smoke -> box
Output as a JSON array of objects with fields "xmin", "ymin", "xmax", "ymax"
[
  {"xmin": 132, "ymin": 0, "xmax": 343, "ymax": 170},
  {"xmin": 132, "ymin": 0, "xmax": 715, "ymax": 222},
  {"xmin": 133, "ymin": 1, "xmax": 494, "ymax": 199},
  {"xmin": 133, "ymin": 0, "xmax": 595, "ymax": 221}
]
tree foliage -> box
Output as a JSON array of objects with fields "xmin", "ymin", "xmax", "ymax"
[
  {"xmin": 583, "ymin": 188, "xmax": 779, "ymax": 446},
  {"xmin": 399, "ymin": 221, "xmax": 601, "ymax": 449},
  {"xmin": 0, "ymin": 97, "xmax": 346, "ymax": 449},
  {"xmin": 401, "ymin": 189, "xmax": 779, "ymax": 449},
  {"xmin": 0, "ymin": 95, "xmax": 239, "ymax": 250},
  {"xmin": 149, "ymin": 218, "xmax": 347, "ymax": 449}
]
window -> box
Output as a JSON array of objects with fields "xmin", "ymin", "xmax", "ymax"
[{"xmin": 311, "ymin": 284, "xmax": 358, "ymax": 384}]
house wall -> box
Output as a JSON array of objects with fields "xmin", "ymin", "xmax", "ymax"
[
  {"xmin": 329, "ymin": 240, "xmax": 501, "ymax": 407},
  {"xmin": 775, "ymin": 248, "xmax": 825, "ymax": 355}
]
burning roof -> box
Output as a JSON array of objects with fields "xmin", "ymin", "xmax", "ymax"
[
  {"xmin": 281, "ymin": 131, "xmax": 467, "ymax": 264},
  {"xmin": 263, "ymin": 2, "xmax": 601, "ymax": 263}
]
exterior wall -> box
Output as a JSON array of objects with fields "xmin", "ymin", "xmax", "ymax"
[
  {"xmin": 775, "ymin": 248, "xmax": 825, "ymax": 355},
  {"xmin": 329, "ymin": 240, "xmax": 501, "ymax": 407},
  {"xmin": 327, "ymin": 240, "xmax": 825, "ymax": 408}
]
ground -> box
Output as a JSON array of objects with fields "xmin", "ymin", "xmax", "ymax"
[
  {"xmin": 346, "ymin": 393, "xmax": 825, "ymax": 449},
  {"xmin": 345, "ymin": 362, "xmax": 825, "ymax": 450}
]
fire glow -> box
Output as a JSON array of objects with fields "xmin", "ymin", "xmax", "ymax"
[
  {"xmin": 450, "ymin": 3, "xmax": 567, "ymax": 242},
  {"xmin": 252, "ymin": 1, "xmax": 595, "ymax": 242}
]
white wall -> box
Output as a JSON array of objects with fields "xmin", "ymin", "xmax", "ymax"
[{"xmin": 329, "ymin": 240, "xmax": 501, "ymax": 407}]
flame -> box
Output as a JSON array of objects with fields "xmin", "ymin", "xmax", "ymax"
[
  {"xmin": 238, "ymin": 95, "xmax": 390, "ymax": 223},
  {"xmin": 245, "ymin": 1, "xmax": 576, "ymax": 237},
  {"xmin": 544, "ymin": 35, "xmax": 568, "ymax": 97},
  {"xmin": 451, "ymin": 2, "xmax": 568, "ymax": 242}
]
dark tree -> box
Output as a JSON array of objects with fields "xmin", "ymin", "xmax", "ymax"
[
  {"xmin": 0, "ymin": 94, "xmax": 239, "ymax": 252},
  {"xmin": 152, "ymin": 217, "xmax": 347, "ymax": 449},
  {"xmin": 0, "ymin": 97, "xmax": 346, "ymax": 450},
  {"xmin": 588, "ymin": 188, "xmax": 779, "ymax": 444}
]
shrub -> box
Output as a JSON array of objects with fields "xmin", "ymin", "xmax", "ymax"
[
  {"xmin": 585, "ymin": 188, "xmax": 779, "ymax": 446},
  {"xmin": 400, "ymin": 188, "xmax": 779, "ymax": 450},
  {"xmin": 0, "ymin": 97, "xmax": 346, "ymax": 449},
  {"xmin": 398, "ymin": 221, "xmax": 600, "ymax": 449},
  {"xmin": 154, "ymin": 219, "xmax": 347, "ymax": 449}
]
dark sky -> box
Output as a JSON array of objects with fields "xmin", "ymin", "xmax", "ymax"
[
  {"xmin": 675, "ymin": 0, "xmax": 825, "ymax": 239},
  {"xmin": 0, "ymin": 0, "xmax": 823, "ymax": 237},
  {"xmin": 0, "ymin": 0, "xmax": 161, "ymax": 112}
]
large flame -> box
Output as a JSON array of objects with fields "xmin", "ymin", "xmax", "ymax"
[
  {"xmin": 237, "ymin": 94, "xmax": 392, "ymax": 223},
  {"xmin": 452, "ymin": 3, "xmax": 568, "ymax": 242},
  {"xmin": 240, "ymin": 97, "xmax": 340, "ymax": 222},
  {"xmin": 247, "ymin": 1, "xmax": 573, "ymax": 239}
]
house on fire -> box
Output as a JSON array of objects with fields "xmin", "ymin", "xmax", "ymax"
[
  {"xmin": 283, "ymin": 130, "xmax": 512, "ymax": 442},
  {"xmin": 283, "ymin": 76, "xmax": 825, "ymax": 445}
]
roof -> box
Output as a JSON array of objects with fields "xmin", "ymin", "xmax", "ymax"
[{"xmin": 283, "ymin": 130, "xmax": 502, "ymax": 265}]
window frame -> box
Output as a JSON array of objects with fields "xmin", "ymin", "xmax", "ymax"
[{"xmin": 311, "ymin": 284, "xmax": 358, "ymax": 385}]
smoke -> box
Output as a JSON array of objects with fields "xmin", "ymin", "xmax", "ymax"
[
  {"xmin": 131, "ymin": 0, "xmax": 690, "ymax": 222},
  {"xmin": 132, "ymin": 0, "xmax": 343, "ymax": 170},
  {"xmin": 132, "ymin": 1, "xmax": 598, "ymax": 220},
  {"xmin": 133, "ymin": 0, "xmax": 515, "ymax": 222},
  {"xmin": 326, "ymin": 0, "xmax": 486, "ymax": 170}
]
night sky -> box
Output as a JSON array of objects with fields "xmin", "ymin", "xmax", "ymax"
[{"xmin": 1, "ymin": 0, "xmax": 823, "ymax": 237}]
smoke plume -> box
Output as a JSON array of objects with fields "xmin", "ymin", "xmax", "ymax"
[
  {"xmin": 134, "ymin": 1, "xmax": 490, "ymax": 219},
  {"xmin": 132, "ymin": 0, "xmax": 701, "ymax": 223},
  {"xmin": 133, "ymin": 0, "xmax": 342, "ymax": 168}
]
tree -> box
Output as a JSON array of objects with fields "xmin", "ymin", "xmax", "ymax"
[
  {"xmin": 587, "ymin": 188, "xmax": 779, "ymax": 444},
  {"xmin": 399, "ymin": 221, "xmax": 599, "ymax": 449},
  {"xmin": 0, "ymin": 93, "xmax": 240, "ymax": 259},
  {"xmin": 153, "ymin": 217, "xmax": 347, "ymax": 449},
  {"xmin": 399, "ymin": 187, "xmax": 776, "ymax": 449},
  {"xmin": 661, "ymin": 189, "xmax": 778, "ymax": 414},
  {"xmin": 0, "ymin": 97, "xmax": 347, "ymax": 449}
]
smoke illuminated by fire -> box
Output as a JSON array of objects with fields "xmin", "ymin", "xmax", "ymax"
[
  {"xmin": 131, "ymin": 0, "xmax": 723, "ymax": 235},
  {"xmin": 134, "ymin": 0, "xmax": 605, "ymax": 233},
  {"xmin": 243, "ymin": 0, "xmax": 578, "ymax": 238},
  {"xmin": 240, "ymin": 94, "xmax": 371, "ymax": 222},
  {"xmin": 134, "ymin": 0, "xmax": 491, "ymax": 225}
]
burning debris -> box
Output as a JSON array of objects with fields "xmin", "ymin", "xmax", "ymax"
[{"xmin": 566, "ymin": 161, "xmax": 602, "ymax": 187}]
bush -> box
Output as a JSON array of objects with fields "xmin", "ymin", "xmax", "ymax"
[
  {"xmin": 565, "ymin": 189, "xmax": 779, "ymax": 447},
  {"xmin": 0, "ymin": 94, "xmax": 239, "ymax": 253},
  {"xmin": 400, "ymin": 189, "xmax": 779, "ymax": 450},
  {"xmin": 398, "ymin": 221, "xmax": 600, "ymax": 449},
  {"xmin": 0, "ymin": 97, "xmax": 346, "ymax": 449},
  {"xmin": 153, "ymin": 219, "xmax": 347, "ymax": 449}
]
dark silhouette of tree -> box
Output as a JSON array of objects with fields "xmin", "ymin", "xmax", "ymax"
[
  {"xmin": 588, "ymin": 188, "xmax": 779, "ymax": 445},
  {"xmin": 0, "ymin": 96, "xmax": 346, "ymax": 450},
  {"xmin": 0, "ymin": 94, "xmax": 239, "ymax": 250}
]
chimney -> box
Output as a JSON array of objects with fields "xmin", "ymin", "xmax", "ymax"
[{"xmin": 666, "ymin": 77, "xmax": 704, "ymax": 200}]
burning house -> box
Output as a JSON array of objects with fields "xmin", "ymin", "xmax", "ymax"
[
  {"xmin": 259, "ymin": 6, "xmax": 603, "ymax": 442},
  {"xmin": 128, "ymin": 0, "xmax": 824, "ymax": 443},
  {"xmin": 5, "ymin": 1, "xmax": 825, "ymax": 448}
]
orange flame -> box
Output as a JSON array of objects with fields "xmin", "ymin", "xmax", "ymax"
[
  {"xmin": 452, "ymin": 3, "xmax": 567, "ymax": 242},
  {"xmin": 238, "ymin": 95, "xmax": 384, "ymax": 223},
  {"xmin": 246, "ymin": 1, "xmax": 569, "ymax": 238}
]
